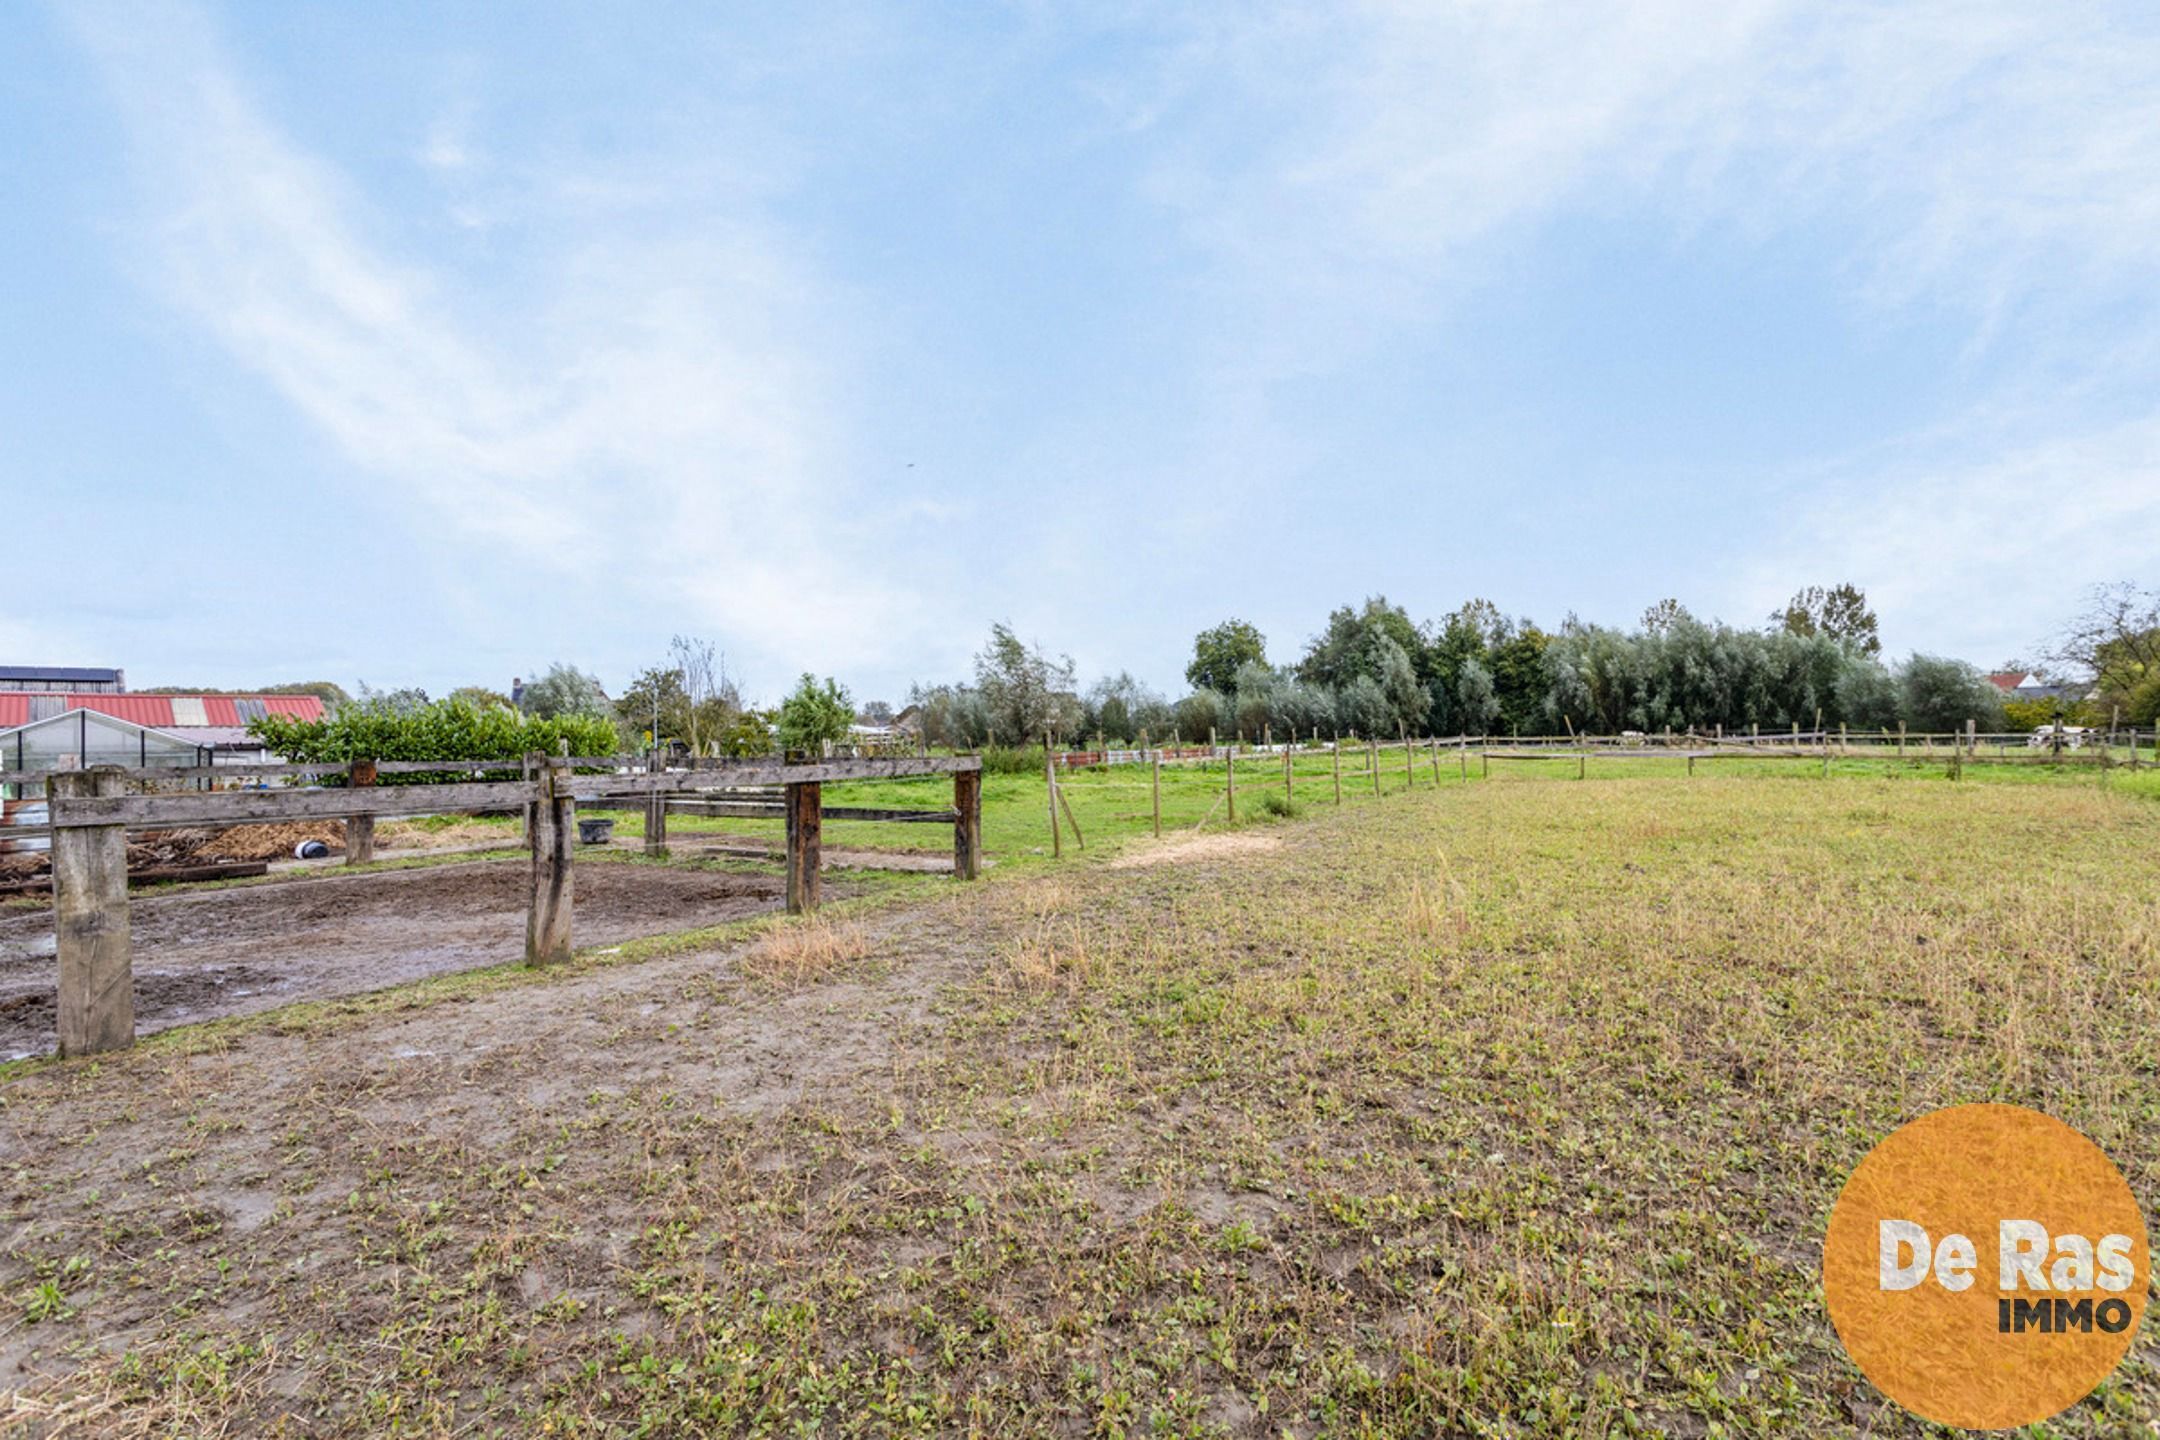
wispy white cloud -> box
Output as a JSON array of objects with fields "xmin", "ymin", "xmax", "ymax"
[
  {"xmin": 1734, "ymin": 410, "xmax": 2160, "ymax": 664},
  {"xmin": 1103, "ymin": 2, "xmax": 2160, "ymax": 657},
  {"xmin": 62, "ymin": 0, "xmax": 910, "ymax": 677}
]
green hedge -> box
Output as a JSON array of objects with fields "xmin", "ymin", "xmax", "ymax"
[{"xmin": 249, "ymin": 699, "xmax": 619, "ymax": 784}]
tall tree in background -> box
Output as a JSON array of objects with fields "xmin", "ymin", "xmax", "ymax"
[
  {"xmin": 975, "ymin": 623, "xmax": 1078, "ymax": 743},
  {"xmin": 518, "ymin": 664, "xmax": 611, "ymax": 720},
  {"xmin": 776, "ymin": 674, "xmax": 853, "ymax": 752},
  {"xmin": 2049, "ymin": 582, "xmax": 2160, "ymax": 718},
  {"xmin": 668, "ymin": 634, "xmax": 742, "ymax": 755},
  {"xmin": 1641, "ymin": 598, "xmax": 1694, "ymax": 635},
  {"xmin": 1296, "ymin": 597, "xmax": 1423, "ymax": 692},
  {"xmin": 1773, "ymin": 583, "xmax": 1881, "ymax": 655},
  {"xmin": 1186, "ymin": 619, "xmax": 1267, "ymax": 695}
]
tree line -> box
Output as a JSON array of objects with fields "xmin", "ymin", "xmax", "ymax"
[{"xmin": 907, "ymin": 586, "xmax": 2040, "ymax": 747}]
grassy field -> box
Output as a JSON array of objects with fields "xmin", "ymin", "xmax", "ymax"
[
  {"xmin": 583, "ymin": 745, "xmax": 2160, "ymax": 865},
  {"xmin": 0, "ymin": 770, "xmax": 2155, "ymax": 1435}
]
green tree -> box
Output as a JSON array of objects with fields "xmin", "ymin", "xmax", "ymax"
[
  {"xmin": 1896, "ymin": 654, "xmax": 2005, "ymax": 733},
  {"xmin": 2049, "ymin": 582, "xmax": 2160, "ymax": 710},
  {"xmin": 1641, "ymin": 598, "xmax": 1694, "ymax": 636},
  {"xmin": 1186, "ymin": 619, "xmax": 1268, "ymax": 695},
  {"xmin": 447, "ymin": 686, "xmax": 513, "ymax": 711},
  {"xmin": 975, "ymin": 623, "xmax": 1077, "ymax": 743},
  {"xmin": 777, "ymin": 674, "xmax": 854, "ymax": 753},
  {"xmin": 615, "ymin": 666, "xmax": 692, "ymax": 749},
  {"xmin": 1455, "ymin": 659, "xmax": 1500, "ymax": 733},
  {"xmin": 1774, "ymin": 583, "xmax": 1881, "ymax": 655},
  {"xmin": 519, "ymin": 664, "xmax": 611, "ymax": 720},
  {"xmin": 1296, "ymin": 597, "xmax": 1424, "ymax": 692}
]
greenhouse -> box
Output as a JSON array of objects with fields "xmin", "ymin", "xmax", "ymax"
[{"xmin": 0, "ymin": 709, "xmax": 208, "ymax": 797}]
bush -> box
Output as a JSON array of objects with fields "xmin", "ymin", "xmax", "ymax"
[
  {"xmin": 981, "ymin": 745, "xmax": 1043, "ymax": 776},
  {"xmin": 776, "ymin": 674, "xmax": 853, "ymax": 753},
  {"xmin": 249, "ymin": 698, "xmax": 619, "ymax": 783},
  {"xmin": 1255, "ymin": 791, "xmax": 1303, "ymax": 821}
]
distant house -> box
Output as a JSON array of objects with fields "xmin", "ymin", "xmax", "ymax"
[
  {"xmin": 1988, "ymin": 671, "xmax": 2086, "ymax": 703},
  {"xmin": 0, "ymin": 692, "xmax": 325, "ymax": 777}
]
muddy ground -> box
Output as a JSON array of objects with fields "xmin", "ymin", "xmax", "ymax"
[{"xmin": 0, "ymin": 859, "xmax": 816, "ymax": 1059}]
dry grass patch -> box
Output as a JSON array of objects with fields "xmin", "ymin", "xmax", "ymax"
[
  {"xmin": 0, "ymin": 773, "xmax": 2153, "ymax": 1436},
  {"xmin": 734, "ymin": 916, "xmax": 873, "ymax": 987}
]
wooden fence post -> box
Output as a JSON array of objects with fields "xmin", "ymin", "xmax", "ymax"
[
  {"xmin": 1045, "ymin": 738, "xmax": 1062, "ymax": 858},
  {"xmin": 786, "ymin": 773, "xmax": 823, "ymax": 913},
  {"xmin": 52, "ymin": 767, "xmax": 133, "ymax": 1057},
  {"xmin": 1151, "ymin": 750, "xmax": 1162, "ymax": 837},
  {"xmin": 525, "ymin": 759, "xmax": 574, "ymax": 964},
  {"xmin": 645, "ymin": 745, "xmax": 667, "ymax": 855},
  {"xmin": 346, "ymin": 757, "xmax": 377, "ymax": 865},
  {"xmin": 1458, "ymin": 737, "xmax": 1467, "ymax": 783},
  {"xmin": 1226, "ymin": 743, "xmax": 1236, "ymax": 822},
  {"xmin": 1400, "ymin": 725, "xmax": 1414, "ymax": 787},
  {"xmin": 1284, "ymin": 745, "xmax": 1293, "ymax": 799},
  {"xmin": 953, "ymin": 767, "xmax": 981, "ymax": 880},
  {"xmin": 1057, "ymin": 783, "xmax": 1086, "ymax": 850}
]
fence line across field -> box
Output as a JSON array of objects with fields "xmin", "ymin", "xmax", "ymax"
[{"xmin": 33, "ymin": 753, "xmax": 984, "ymax": 1059}]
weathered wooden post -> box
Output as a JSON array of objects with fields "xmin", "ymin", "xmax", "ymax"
[
  {"xmin": 1225, "ymin": 740, "xmax": 1237, "ymax": 822},
  {"xmin": 345, "ymin": 757, "xmax": 377, "ymax": 865},
  {"xmin": 953, "ymin": 765, "xmax": 981, "ymax": 880},
  {"xmin": 1151, "ymin": 750, "xmax": 1162, "ymax": 837},
  {"xmin": 525, "ymin": 758, "xmax": 574, "ymax": 965},
  {"xmin": 1283, "ymin": 744, "xmax": 1293, "ymax": 799},
  {"xmin": 786, "ymin": 769, "xmax": 822, "ymax": 913},
  {"xmin": 645, "ymin": 745, "xmax": 667, "ymax": 855},
  {"xmin": 52, "ymin": 766, "xmax": 133, "ymax": 1056},
  {"xmin": 1044, "ymin": 735, "xmax": 1062, "ymax": 859}
]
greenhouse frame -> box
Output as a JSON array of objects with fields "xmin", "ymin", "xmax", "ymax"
[{"xmin": 0, "ymin": 709, "xmax": 210, "ymax": 797}]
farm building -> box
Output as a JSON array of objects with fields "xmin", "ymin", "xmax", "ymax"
[
  {"xmin": 0, "ymin": 665, "xmax": 125, "ymax": 693},
  {"xmin": 0, "ymin": 692, "xmax": 327, "ymax": 797}
]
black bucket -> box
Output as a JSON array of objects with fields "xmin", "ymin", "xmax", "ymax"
[{"xmin": 577, "ymin": 817, "xmax": 615, "ymax": 845}]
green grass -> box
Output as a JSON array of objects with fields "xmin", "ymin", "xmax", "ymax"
[
  {"xmin": 585, "ymin": 744, "xmax": 2160, "ymax": 865},
  {"xmin": 0, "ymin": 771, "xmax": 2154, "ymax": 1435}
]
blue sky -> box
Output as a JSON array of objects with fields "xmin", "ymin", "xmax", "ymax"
[{"xmin": 6, "ymin": 2, "xmax": 2158, "ymax": 706}]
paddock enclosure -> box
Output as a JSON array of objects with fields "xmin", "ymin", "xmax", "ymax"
[{"xmin": 7, "ymin": 753, "xmax": 982, "ymax": 1058}]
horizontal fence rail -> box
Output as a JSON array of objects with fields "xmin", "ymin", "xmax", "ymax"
[{"xmin": 23, "ymin": 753, "xmax": 986, "ymax": 1059}]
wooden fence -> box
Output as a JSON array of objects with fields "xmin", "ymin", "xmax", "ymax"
[{"xmin": 33, "ymin": 753, "xmax": 982, "ymax": 1058}]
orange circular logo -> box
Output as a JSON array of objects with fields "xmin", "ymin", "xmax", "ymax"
[{"xmin": 1823, "ymin": 1104, "xmax": 2147, "ymax": 1429}]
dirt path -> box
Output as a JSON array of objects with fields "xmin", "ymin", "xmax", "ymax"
[
  {"xmin": 0, "ymin": 893, "xmax": 990, "ymax": 1414},
  {"xmin": 0, "ymin": 861, "xmax": 826, "ymax": 1059}
]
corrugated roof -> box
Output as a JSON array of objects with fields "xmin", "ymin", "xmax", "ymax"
[
  {"xmin": 0, "ymin": 692, "xmax": 326, "ymax": 729},
  {"xmin": 69, "ymin": 695, "xmax": 173, "ymax": 725}
]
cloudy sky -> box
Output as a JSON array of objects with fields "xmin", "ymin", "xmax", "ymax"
[{"xmin": 6, "ymin": 2, "xmax": 2157, "ymax": 703}]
